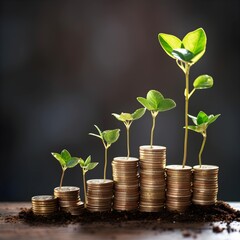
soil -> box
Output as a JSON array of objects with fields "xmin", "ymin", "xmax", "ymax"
[{"xmin": 4, "ymin": 201, "xmax": 240, "ymax": 234}]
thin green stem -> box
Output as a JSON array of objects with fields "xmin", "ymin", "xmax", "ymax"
[
  {"xmin": 182, "ymin": 63, "xmax": 191, "ymax": 168},
  {"xmin": 150, "ymin": 111, "xmax": 157, "ymax": 148},
  {"xmin": 126, "ymin": 124, "xmax": 130, "ymax": 158},
  {"xmin": 59, "ymin": 169, "xmax": 65, "ymax": 188},
  {"xmin": 83, "ymin": 170, "xmax": 87, "ymax": 208},
  {"xmin": 199, "ymin": 131, "xmax": 207, "ymax": 168},
  {"xmin": 104, "ymin": 147, "xmax": 108, "ymax": 180}
]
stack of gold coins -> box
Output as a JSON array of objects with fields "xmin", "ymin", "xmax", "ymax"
[
  {"xmin": 139, "ymin": 145, "xmax": 166, "ymax": 212},
  {"xmin": 54, "ymin": 186, "xmax": 84, "ymax": 215},
  {"xmin": 86, "ymin": 179, "xmax": 113, "ymax": 212},
  {"xmin": 165, "ymin": 165, "xmax": 192, "ymax": 212},
  {"xmin": 112, "ymin": 157, "xmax": 139, "ymax": 211},
  {"xmin": 31, "ymin": 195, "xmax": 58, "ymax": 216},
  {"xmin": 192, "ymin": 165, "xmax": 219, "ymax": 205}
]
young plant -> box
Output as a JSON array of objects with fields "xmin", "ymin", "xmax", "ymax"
[
  {"xmin": 137, "ymin": 90, "xmax": 176, "ymax": 148},
  {"xmin": 79, "ymin": 156, "xmax": 98, "ymax": 207},
  {"xmin": 187, "ymin": 111, "xmax": 220, "ymax": 167},
  {"xmin": 112, "ymin": 108, "xmax": 146, "ymax": 158},
  {"xmin": 158, "ymin": 28, "xmax": 213, "ymax": 167},
  {"xmin": 51, "ymin": 149, "xmax": 80, "ymax": 188},
  {"xmin": 89, "ymin": 125, "xmax": 120, "ymax": 180}
]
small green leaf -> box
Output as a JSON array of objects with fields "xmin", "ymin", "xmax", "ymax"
[
  {"xmin": 79, "ymin": 158, "xmax": 85, "ymax": 167},
  {"xmin": 51, "ymin": 152, "xmax": 66, "ymax": 167},
  {"xmin": 132, "ymin": 108, "xmax": 146, "ymax": 120},
  {"xmin": 66, "ymin": 157, "xmax": 79, "ymax": 168},
  {"xmin": 119, "ymin": 113, "xmax": 133, "ymax": 121},
  {"xmin": 182, "ymin": 28, "xmax": 207, "ymax": 64},
  {"xmin": 85, "ymin": 155, "xmax": 91, "ymax": 166},
  {"xmin": 112, "ymin": 113, "xmax": 124, "ymax": 122},
  {"xmin": 207, "ymin": 114, "xmax": 220, "ymax": 126},
  {"xmin": 102, "ymin": 129, "xmax": 120, "ymax": 144},
  {"xmin": 86, "ymin": 162, "xmax": 99, "ymax": 171},
  {"xmin": 172, "ymin": 48, "xmax": 195, "ymax": 62},
  {"xmin": 197, "ymin": 111, "xmax": 209, "ymax": 124},
  {"xmin": 61, "ymin": 149, "xmax": 71, "ymax": 162},
  {"xmin": 193, "ymin": 75, "xmax": 213, "ymax": 89},
  {"xmin": 137, "ymin": 97, "xmax": 156, "ymax": 111},
  {"xmin": 188, "ymin": 114, "xmax": 198, "ymax": 125},
  {"xmin": 157, "ymin": 98, "xmax": 176, "ymax": 112},
  {"xmin": 147, "ymin": 90, "xmax": 164, "ymax": 108},
  {"xmin": 158, "ymin": 33, "xmax": 182, "ymax": 59}
]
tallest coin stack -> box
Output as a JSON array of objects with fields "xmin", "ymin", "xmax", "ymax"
[{"xmin": 139, "ymin": 145, "xmax": 166, "ymax": 212}]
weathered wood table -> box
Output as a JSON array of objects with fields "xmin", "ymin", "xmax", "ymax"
[{"xmin": 0, "ymin": 202, "xmax": 240, "ymax": 240}]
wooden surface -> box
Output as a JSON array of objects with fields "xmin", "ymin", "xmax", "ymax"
[{"xmin": 0, "ymin": 202, "xmax": 240, "ymax": 240}]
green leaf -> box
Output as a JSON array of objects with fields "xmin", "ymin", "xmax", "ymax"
[
  {"xmin": 193, "ymin": 75, "xmax": 213, "ymax": 89},
  {"xmin": 207, "ymin": 114, "xmax": 220, "ymax": 126},
  {"xmin": 158, "ymin": 33, "xmax": 182, "ymax": 59},
  {"xmin": 188, "ymin": 114, "xmax": 198, "ymax": 125},
  {"xmin": 137, "ymin": 97, "xmax": 156, "ymax": 111},
  {"xmin": 66, "ymin": 157, "xmax": 79, "ymax": 168},
  {"xmin": 84, "ymin": 155, "xmax": 91, "ymax": 166},
  {"xmin": 172, "ymin": 48, "xmax": 195, "ymax": 62},
  {"xmin": 79, "ymin": 158, "xmax": 85, "ymax": 167},
  {"xmin": 51, "ymin": 152, "xmax": 66, "ymax": 168},
  {"xmin": 86, "ymin": 162, "xmax": 99, "ymax": 171},
  {"xmin": 157, "ymin": 98, "xmax": 176, "ymax": 112},
  {"xmin": 197, "ymin": 111, "xmax": 209, "ymax": 124},
  {"xmin": 182, "ymin": 28, "xmax": 207, "ymax": 64},
  {"xmin": 119, "ymin": 113, "xmax": 133, "ymax": 121},
  {"xmin": 147, "ymin": 90, "xmax": 164, "ymax": 108},
  {"xmin": 112, "ymin": 113, "xmax": 124, "ymax": 122},
  {"xmin": 61, "ymin": 149, "xmax": 71, "ymax": 162},
  {"xmin": 102, "ymin": 129, "xmax": 120, "ymax": 144},
  {"xmin": 132, "ymin": 108, "xmax": 146, "ymax": 120}
]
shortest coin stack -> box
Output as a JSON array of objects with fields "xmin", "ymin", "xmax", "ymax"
[
  {"xmin": 87, "ymin": 179, "xmax": 113, "ymax": 212},
  {"xmin": 166, "ymin": 165, "xmax": 192, "ymax": 212},
  {"xmin": 193, "ymin": 165, "xmax": 219, "ymax": 205},
  {"xmin": 32, "ymin": 195, "xmax": 58, "ymax": 216},
  {"xmin": 54, "ymin": 186, "xmax": 84, "ymax": 215}
]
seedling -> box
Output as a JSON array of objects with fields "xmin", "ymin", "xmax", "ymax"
[
  {"xmin": 158, "ymin": 28, "xmax": 213, "ymax": 167},
  {"xmin": 79, "ymin": 156, "xmax": 98, "ymax": 207},
  {"xmin": 89, "ymin": 125, "xmax": 120, "ymax": 180},
  {"xmin": 187, "ymin": 111, "xmax": 220, "ymax": 167},
  {"xmin": 112, "ymin": 108, "xmax": 146, "ymax": 158},
  {"xmin": 51, "ymin": 149, "xmax": 80, "ymax": 188},
  {"xmin": 137, "ymin": 90, "xmax": 176, "ymax": 148}
]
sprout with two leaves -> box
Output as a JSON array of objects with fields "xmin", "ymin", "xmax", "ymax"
[
  {"xmin": 137, "ymin": 90, "xmax": 176, "ymax": 148},
  {"xmin": 187, "ymin": 111, "xmax": 220, "ymax": 167},
  {"xmin": 112, "ymin": 108, "xmax": 146, "ymax": 158},
  {"xmin": 158, "ymin": 28, "xmax": 213, "ymax": 167},
  {"xmin": 51, "ymin": 149, "xmax": 80, "ymax": 188},
  {"xmin": 79, "ymin": 156, "xmax": 98, "ymax": 207},
  {"xmin": 89, "ymin": 125, "xmax": 120, "ymax": 180}
]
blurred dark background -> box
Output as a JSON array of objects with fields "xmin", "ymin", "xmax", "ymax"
[{"xmin": 1, "ymin": 0, "xmax": 239, "ymax": 201}]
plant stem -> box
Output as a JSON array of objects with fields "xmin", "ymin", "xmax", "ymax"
[
  {"xmin": 126, "ymin": 125, "xmax": 130, "ymax": 158},
  {"xmin": 150, "ymin": 111, "xmax": 157, "ymax": 148},
  {"xmin": 104, "ymin": 147, "xmax": 108, "ymax": 180},
  {"xmin": 199, "ymin": 131, "xmax": 207, "ymax": 168},
  {"xmin": 59, "ymin": 169, "xmax": 65, "ymax": 188},
  {"xmin": 182, "ymin": 63, "xmax": 190, "ymax": 168},
  {"xmin": 83, "ymin": 170, "xmax": 87, "ymax": 208}
]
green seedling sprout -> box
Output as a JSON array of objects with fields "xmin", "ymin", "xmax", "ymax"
[
  {"xmin": 51, "ymin": 149, "xmax": 80, "ymax": 188},
  {"xmin": 79, "ymin": 156, "xmax": 98, "ymax": 207},
  {"xmin": 89, "ymin": 125, "xmax": 120, "ymax": 180},
  {"xmin": 112, "ymin": 108, "xmax": 146, "ymax": 158},
  {"xmin": 187, "ymin": 111, "xmax": 220, "ymax": 167},
  {"xmin": 137, "ymin": 90, "xmax": 176, "ymax": 148},
  {"xmin": 158, "ymin": 28, "xmax": 214, "ymax": 167}
]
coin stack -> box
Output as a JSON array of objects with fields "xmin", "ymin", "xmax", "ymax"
[
  {"xmin": 31, "ymin": 195, "xmax": 58, "ymax": 216},
  {"xmin": 112, "ymin": 157, "xmax": 139, "ymax": 211},
  {"xmin": 86, "ymin": 179, "xmax": 113, "ymax": 212},
  {"xmin": 192, "ymin": 165, "xmax": 219, "ymax": 205},
  {"xmin": 165, "ymin": 165, "xmax": 192, "ymax": 212},
  {"xmin": 54, "ymin": 186, "xmax": 84, "ymax": 215},
  {"xmin": 139, "ymin": 145, "xmax": 166, "ymax": 212}
]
